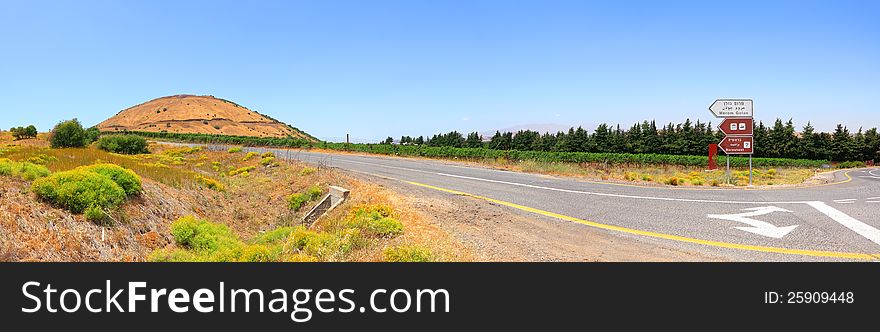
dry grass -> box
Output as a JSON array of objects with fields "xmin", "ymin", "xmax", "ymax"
[
  {"xmin": 0, "ymin": 138, "xmax": 469, "ymax": 262},
  {"xmin": 482, "ymin": 159, "xmax": 816, "ymax": 187}
]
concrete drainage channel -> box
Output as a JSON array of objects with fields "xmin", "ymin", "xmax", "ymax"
[{"xmin": 303, "ymin": 186, "xmax": 350, "ymax": 227}]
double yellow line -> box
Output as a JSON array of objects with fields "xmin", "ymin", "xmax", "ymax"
[{"xmin": 405, "ymin": 180, "xmax": 880, "ymax": 261}]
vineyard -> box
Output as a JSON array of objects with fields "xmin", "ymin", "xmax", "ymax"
[{"xmin": 123, "ymin": 131, "xmax": 828, "ymax": 168}]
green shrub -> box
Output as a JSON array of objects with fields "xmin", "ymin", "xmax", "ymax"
[
  {"xmin": 196, "ymin": 176, "xmax": 225, "ymax": 192},
  {"xmin": 97, "ymin": 135, "xmax": 149, "ymax": 155},
  {"xmin": 837, "ymin": 161, "xmax": 865, "ymax": 169},
  {"xmin": 77, "ymin": 164, "xmax": 142, "ymax": 196},
  {"xmin": 170, "ymin": 216, "xmax": 239, "ymax": 252},
  {"xmin": 260, "ymin": 156, "xmax": 276, "ymax": 166},
  {"xmin": 300, "ymin": 167, "xmax": 317, "ymax": 176},
  {"xmin": 84, "ymin": 205, "xmax": 109, "ymax": 225},
  {"xmin": 31, "ymin": 170, "xmax": 126, "ymax": 213},
  {"xmin": 346, "ymin": 205, "xmax": 403, "ymax": 237},
  {"xmin": 85, "ymin": 127, "xmax": 101, "ymax": 143},
  {"xmin": 366, "ymin": 217, "xmax": 404, "ymax": 237},
  {"xmin": 261, "ymin": 152, "xmax": 275, "ymax": 158},
  {"xmin": 229, "ymin": 166, "xmax": 256, "ymax": 176},
  {"xmin": 49, "ymin": 119, "xmax": 88, "ymax": 148},
  {"xmin": 383, "ymin": 245, "xmax": 434, "ymax": 262},
  {"xmin": 288, "ymin": 227, "xmax": 354, "ymax": 260},
  {"xmin": 287, "ymin": 185, "xmax": 323, "ymax": 211},
  {"xmin": 287, "ymin": 193, "xmax": 308, "ymax": 211},
  {"xmin": 228, "ymin": 147, "xmax": 242, "ymax": 153},
  {"xmin": 0, "ymin": 159, "xmax": 51, "ymax": 181},
  {"xmin": 242, "ymin": 152, "xmax": 258, "ymax": 161},
  {"xmin": 252, "ymin": 227, "xmax": 298, "ymax": 245}
]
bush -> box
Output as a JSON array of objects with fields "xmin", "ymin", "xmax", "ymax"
[
  {"xmin": 242, "ymin": 152, "xmax": 258, "ymax": 161},
  {"xmin": 0, "ymin": 159, "xmax": 51, "ymax": 181},
  {"xmin": 84, "ymin": 205, "xmax": 109, "ymax": 225},
  {"xmin": 288, "ymin": 227, "xmax": 354, "ymax": 260},
  {"xmin": 300, "ymin": 167, "xmax": 317, "ymax": 176},
  {"xmin": 261, "ymin": 152, "xmax": 275, "ymax": 158},
  {"xmin": 196, "ymin": 176, "xmax": 225, "ymax": 192},
  {"xmin": 228, "ymin": 147, "xmax": 242, "ymax": 153},
  {"xmin": 287, "ymin": 185, "xmax": 323, "ymax": 211},
  {"xmin": 365, "ymin": 217, "xmax": 404, "ymax": 237},
  {"xmin": 260, "ymin": 156, "xmax": 276, "ymax": 166},
  {"xmin": 77, "ymin": 164, "xmax": 142, "ymax": 196},
  {"xmin": 383, "ymin": 245, "xmax": 434, "ymax": 262},
  {"xmin": 837, "ymin": 161, "xmax": 865, "ymax": 169},
  {"xmin": 85, "ymin": 126, "xmax": 101, "ymax": 143},
  {"xmin": 49, "ymin": 119, "xmax": 88, "ymax": 148},
  {"xmin": 170, "ymin": 216, "xmax": 239, "ymax": 252},
  {"xmin": 346, "ymin": 205, "xmax": 402, "ymax": 237},
  {"xmin": 31, "ymin": 169, "xmax": 126, "ymax": 213},
  {"xmin": 252, "ymin": 227, "xmax": 298, "ymax": 245},
  {"xmin": 97, "ymin": 135, "xmax": 149, "ymax": 155},
  {"xmin": 229, "ymin": 166, "xmax": 256, "ymax": 176},
  {"xmin": 665, "ymin": 177, "xmax": 680, "ymax": 186}
]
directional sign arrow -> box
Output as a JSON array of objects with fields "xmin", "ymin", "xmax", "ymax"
[
  {"xmin": 718, "ymin": 118, "xmax": 753, "ymax": 136},
  {"xmin": 707, "ymin": 206, "xmax": 798, "ymax": 238},
  {"xmin": 718, "ymin": 135, "xmax": 753, "ymax": 154},
  {"xmin": 709, "ymin": 99, "xmax": 753, "ymax": 118}
]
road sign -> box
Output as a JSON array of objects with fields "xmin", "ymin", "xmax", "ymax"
[
  {"xmin": 718, "ymin": 117, "xmax": 753, "ymax": 136},
  {"xmin": 719, "ymin": 136, "xmax": 753, "ymax": 154},
  {"xmin": 709, "ymin": 99, "xmax": 753, "ymax": 118}
]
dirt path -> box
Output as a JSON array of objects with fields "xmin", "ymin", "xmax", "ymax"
[{"xmin": 355, "ymin": 174, "xmax": 723, "ymax": 262}]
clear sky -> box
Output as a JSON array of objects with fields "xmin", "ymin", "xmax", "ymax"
[{"xmin": 1, "ymin": 0, "xmax": 877, "ymax": 142}]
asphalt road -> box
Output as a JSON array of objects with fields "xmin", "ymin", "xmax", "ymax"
[{"xmin": 205, "ymin": 144, "xmax": 880, "ymax": 261}]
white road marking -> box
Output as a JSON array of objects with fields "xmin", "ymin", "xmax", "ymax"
[
  {"xmin": 833, "ymin": 199, "xmax": 857, "ymax": 202},
  {"xmin": 807, "ymin": 201, "xmax": 880, "ymax": 246},
  {"xmin": 870, "ymin": 169, "xmax": 880, "ymax": 177},
  {"xmin": 867, "ymin": 201, "xmax": 880, "ymax": 203},
  {"xmin": 860, "ymin": 176, "xmax": 880, "ymax": 179},
  {"xmin": 707, "ymin": 206, "xmax": 798, "ymax": 238}
]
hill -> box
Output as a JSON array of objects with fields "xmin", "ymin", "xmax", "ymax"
[{"xmin": 97, "ymin": 95, "xmax": 316, "ymax": 141}]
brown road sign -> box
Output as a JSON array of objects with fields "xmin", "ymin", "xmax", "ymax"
[
  {"xmin": 719, "ymin": 136, "xmax": 754, "ymax": 154},
  {"xmin": 718, "ymin": 118, "xmax": 754, "ymax": 136}
]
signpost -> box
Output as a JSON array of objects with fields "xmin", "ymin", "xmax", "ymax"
[
  {"xmin": 709, "ymin": 99, "xmax": 754, "ymax": 186},
  {"xmin": 718, "ymin": 118, "xmax": 754, "ymax": 136},
  {"xmin": 718, "ymin": 136, "xmax": 754, "ymax": 154}
]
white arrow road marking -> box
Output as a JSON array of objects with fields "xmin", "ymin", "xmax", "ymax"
[
  {"xmin": 807, "ymin": 201, "xmax": 880, "ymax": 246},
  {"xmin": 707, "ymin": 206, "xmax": 798, "ymax": 238}
]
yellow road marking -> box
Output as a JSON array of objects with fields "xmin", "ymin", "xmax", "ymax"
[{"xmin": 405, "ymin": 180, "xmax": 879, "ymax": 261}]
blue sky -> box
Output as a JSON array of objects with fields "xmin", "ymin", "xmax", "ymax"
[{"xmin": 1, "ymin": 0, "xmax": 877, "ymax": 142}]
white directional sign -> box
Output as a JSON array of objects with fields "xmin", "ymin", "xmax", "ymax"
[
  {"xmin": 707, "ymin": 206, "xmax": 798, "ymax": 238},
  {"xmin": 709, "ymin": 99, "xmax": 753, "ymax": 118}
]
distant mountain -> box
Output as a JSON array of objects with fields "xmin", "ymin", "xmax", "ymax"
[{"xmin": 98, "ymin": 95, "xmax": 317, "ymax": 141}]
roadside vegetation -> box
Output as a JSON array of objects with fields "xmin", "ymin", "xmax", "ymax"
[{"xmin": 0, "ymin": 131, "xmax": 466, "ymax": 262}]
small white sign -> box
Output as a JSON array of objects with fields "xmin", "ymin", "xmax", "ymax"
[{"xmin": 709, "ymin": 99, "xmax": 753, "ymax": 117}]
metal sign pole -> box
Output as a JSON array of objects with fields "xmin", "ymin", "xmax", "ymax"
[
  {"xmin": 726, "ymin": 155, "xmax": 730, "ymax": 185},
  {"xmin": 749, "ymin": 155, "xmax": 753, "ymax": 186}
]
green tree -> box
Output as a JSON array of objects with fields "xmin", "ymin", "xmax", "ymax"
[
  {"xmin": 50, "ymin": 119, "xmax": 88, "ymax": 148},
  {"xmin": 464, "ymin": 132, "xmax": 483, "ymax": 148}
]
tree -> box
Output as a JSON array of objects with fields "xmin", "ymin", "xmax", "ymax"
[
  {"xmin": 50, "ymin": 119, "xmax": 88, "ymax": 148},
  {"xmin": 85, "ymin": 126, "xmax": 101, "ymax": 143},
  {"xmin": 464, "ymin": 132, "xmax": 482, "ymax": 148},
  {"xmin": 382, "ymin": 136, "xmax": 394, "ymax": 145}
]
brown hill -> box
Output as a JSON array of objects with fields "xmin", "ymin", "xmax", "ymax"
[{"xmin": 98, "ymin": 95, "xmax": 316, "ymax": 141}]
